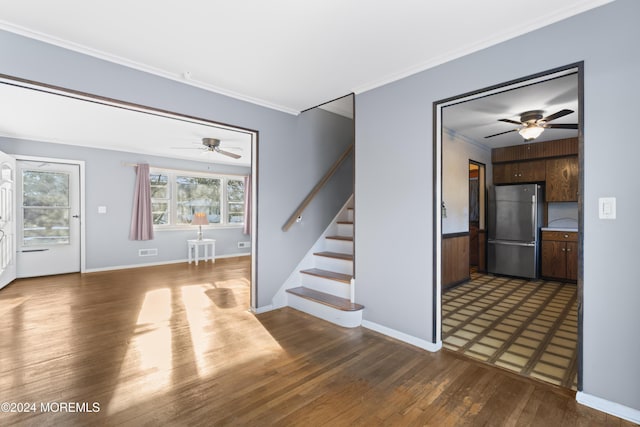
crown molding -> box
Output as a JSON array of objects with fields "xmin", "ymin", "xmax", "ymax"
[{"xmin": 0, "ymin": 20, "xmax": 300, "ymax": 116}]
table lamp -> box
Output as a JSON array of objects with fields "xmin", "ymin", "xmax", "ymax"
[{"xmin": 191, "ymin": 212, "xmax": 209, "ymax": 240}]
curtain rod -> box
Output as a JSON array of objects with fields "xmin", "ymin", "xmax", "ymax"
[{"xmin": 122, "ymin": 162, "xmax": 249, "ymax": 177}]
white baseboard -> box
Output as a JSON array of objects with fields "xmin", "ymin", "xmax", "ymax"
[
  {"xmin": 83, "ymin": 252, "xmax": 249, "ymax": 273},
  {"xmin": 251, "ymin": 304, "xmax": 276, "ymax": 314},
  {"xmin": 576, "ymin": 391, "xmax": 640, "ymax": 424},
  {"xmin": 362, "ymin": 320, "xmax": 442, "ymax": 352}
]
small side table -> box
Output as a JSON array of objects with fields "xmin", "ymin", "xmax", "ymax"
[{"xmin": 188, "ymin": 239, "xmax": 216, "ymax": 265}]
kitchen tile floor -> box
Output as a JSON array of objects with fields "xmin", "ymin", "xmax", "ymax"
[{"xmin": 442, "ymin": 272, "xmax": 578, "ymax": 390}]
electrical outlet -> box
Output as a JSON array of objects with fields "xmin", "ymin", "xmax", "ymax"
[{"xmin": 238, "ymin": 241, "xmax": 251, "ymax": 249}]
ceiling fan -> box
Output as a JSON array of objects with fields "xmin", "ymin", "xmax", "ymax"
[
  {"xmin": 484, "ymin": 109, "xmax": 578, "ymax": 141},
  {"xmin": 174, "ymin": 138, "xmax": 242, "ymax": 159}
]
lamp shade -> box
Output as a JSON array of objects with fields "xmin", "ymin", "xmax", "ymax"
[
  {"xmin": 191, "ymin": 212, "xmax": 209, "ymax": 225},
  {"xmin": 518, "ymin": 125, "xmax": 545, "ymax": 141}
]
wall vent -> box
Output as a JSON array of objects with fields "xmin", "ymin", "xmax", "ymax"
[{"xmin": 138, "ymin": 248, "xmax": 158, "ymax": 257}]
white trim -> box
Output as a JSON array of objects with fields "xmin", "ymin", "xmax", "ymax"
[
  {"xmin": 251, "ymin": 304, "xmax": 275, "ymax": 314},
  {"xmin": 576, "ymin": 392, "xmax": 640, "ymax": 424},
  {"xmin": 352, "ymin": 0, "xmax": 613, "ymax": 95},
  {"xmin": 0, "ymin": 20, "xmax": 299, "ymax": 116},
  {"xmin": 443, "ymin": 127, "xmax": 491, "ymax": 153},
  {"xmin": 14, "ymin": 155, "xmax": 87, "ymax": 273},
  {"xmin": 362, "ymin": 320, "xmax": 443, "ymax": 353},
  {"xmin": 82, "ymin": 252, "xmax": 249, "ymax": 273}
]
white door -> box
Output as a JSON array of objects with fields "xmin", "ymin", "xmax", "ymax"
[
  {"xmin": 16, "ymin": 161, "xmax": 81, "ymax": 277},
  {"xmin": 0, "ymin": 151, "xmax": 16, "ymax": 289}
]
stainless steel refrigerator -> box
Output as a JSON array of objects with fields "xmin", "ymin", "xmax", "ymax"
[{"xmin": 488, "ymin": 184, "xmax": 544, "ymax": 279}]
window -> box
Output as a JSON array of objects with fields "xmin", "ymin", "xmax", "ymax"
[
  {"xmin": 22, "ymin": 170, "xmax": 71, "ymax": 246},
  {"xmin": 227, "ymin": 179, "xmax": 244, "ymax": 223},
  {"xmin": 150, "ymin": 169, "xmax": 245, "ymax": 228}
]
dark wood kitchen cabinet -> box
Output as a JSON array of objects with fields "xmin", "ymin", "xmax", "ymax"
[
  {"xmin": 541, "ymin": 230, "xmax": 578, "ymax": 281},
  {"xmin": 493, "ymin": 159, "xmax": 545, "ymax": 184},
  {"xmin": 546, "ymin": 156, "xmax": 579, "ymax": 202}
]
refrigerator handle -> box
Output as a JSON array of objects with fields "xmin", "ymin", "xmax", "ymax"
[{"xmin": 531, "ymin": 195, "xmax": 536, "ymax": 240}]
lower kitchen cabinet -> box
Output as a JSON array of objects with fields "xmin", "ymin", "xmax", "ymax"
[{"xmin": 541, "ymin": 231, "xmax": 578, "ymax": 281}]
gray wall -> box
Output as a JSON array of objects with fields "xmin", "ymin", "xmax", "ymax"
[
  {"xmin": 356, "ymin": 0, "xmax": 639, "ymax": 411},
  {"xmin": 0, "ymin": 137, "xmax": 251, "ymax": 270},
  {"xmin": 0, "ymin": 29, "xmax": 353, "ymax": 308},
  {"xmin": 442, "ymin": 131, "xmax": 492, "ymax": 234}
]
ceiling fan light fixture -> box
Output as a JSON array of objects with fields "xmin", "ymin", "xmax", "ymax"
[{"xmin": 518, "ymin": 125, "xmax": 544, "ymax": 141}]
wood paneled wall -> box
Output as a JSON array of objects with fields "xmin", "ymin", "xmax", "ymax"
[
  {"xmin": 442, "ymin": 233, "xmax": 470, "ymax": 290},
  {"xmin": 491, "ymin": 137, "xmax": 578, "ymax": 163}
]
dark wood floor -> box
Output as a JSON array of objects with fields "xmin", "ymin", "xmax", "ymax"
[{"xmin": 0, "ymin": 258, "xmax": 634, "ymax": 426}]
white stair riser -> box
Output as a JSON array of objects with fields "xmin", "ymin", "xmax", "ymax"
[
  {"xmin": 300, "ymin": 274, "xmax": 350, "ymax": 299},
  {"xmin": 325, "ymin": 239, "xmax": 353, "ymax": 254},
  {"xmin": 337, "ymin": 223, "xmax": 354, "ymax": 237},
  {"xmin": 288, "ymin": 293, "xmax": 362, "ymax": 328},
  {"xmin": 314, "ymin": 256, "xmax": 353, "ymax": 275},
  {"xmin": 346, "ymin": 209, "xmax": 354, "ymax": 222}
]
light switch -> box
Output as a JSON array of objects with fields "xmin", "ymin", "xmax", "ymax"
[
  {"xmin": 98, "ymin": 206, "xmax": 107, "ymax": 214},
  {"xmin": 598, "ymin": 197, "xmax": 616, "ymax": 219}
]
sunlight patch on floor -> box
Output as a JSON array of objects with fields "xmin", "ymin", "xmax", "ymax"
[
  {"xmin": 107, "ymin": 281, "xmax": 282, "ymax": 415},
  {"xmin": 108, "ymin": 288, "xmax": 173, "ymax": 415}
]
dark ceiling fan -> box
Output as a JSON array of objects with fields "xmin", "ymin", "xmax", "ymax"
[
  {"xmin": 173, "ymin": 138, "xmax": 242, "ymax": 159},
  {"xmin": 485, "ymin": 109, "xmax": 578, "ymax": 141}
]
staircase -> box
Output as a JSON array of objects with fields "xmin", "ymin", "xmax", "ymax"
[{"xmin": 286, "ymin": 204, "xmax": 363, "ymax": 328}]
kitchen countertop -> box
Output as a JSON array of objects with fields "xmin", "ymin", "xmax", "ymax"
[{"xmin": 541, "ymin": 227, "xmax": 578, "ymax": 232}]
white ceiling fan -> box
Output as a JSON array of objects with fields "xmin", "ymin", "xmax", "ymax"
[{"xmin": 174, "ymin": 138, "xmax": 242, "ymax": 159}]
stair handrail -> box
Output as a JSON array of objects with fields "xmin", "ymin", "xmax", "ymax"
[{"xmin": 282, "ymin": 143, "xmax": 354, "ymax": 231}]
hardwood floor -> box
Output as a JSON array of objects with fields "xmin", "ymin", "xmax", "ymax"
[{"xmin": 0, "ymin": 258, "xmax": 634, "ymax": 426}]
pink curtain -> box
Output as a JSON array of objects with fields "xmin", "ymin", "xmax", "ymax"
[
  {"xmin": 243, "ymin": 175, "xmax": 251, "ymax": 235},
  {"xmin": 129, "ymin": 163, "xmax": 154, "ymax": 240}
]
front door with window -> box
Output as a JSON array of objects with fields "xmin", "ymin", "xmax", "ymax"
[{"xmin": 16, "ymin": 161, "xmax": 81, "ymax": 277}]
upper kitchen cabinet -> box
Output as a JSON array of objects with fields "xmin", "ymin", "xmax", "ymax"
[
  {"xmin": 493, "ymin": 159, "xmax": 545, "ymax": 184},
  {"xmin": 545, "ymin": 156, "xmax": 579, "ymax": 202},
  {"xmin": 492, "ymin": 138, "xmax": 579, "ymax": 190}
]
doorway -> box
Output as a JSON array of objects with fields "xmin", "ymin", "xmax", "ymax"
[
  {"xmin": 16, "ymin": 159, "xmax": 82, "ymax": 277},
  {"xmin": 468, "ymin": 161, "xmax": 486, "ymax": 274},
  {"xmin": 434, "ymin": 63, "xmax": 584, "ymax": 390}
]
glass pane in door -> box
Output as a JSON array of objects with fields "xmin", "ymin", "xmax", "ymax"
[{"xmin": 21, "ymin": 170, "xmax": 70, "ymax": 246}]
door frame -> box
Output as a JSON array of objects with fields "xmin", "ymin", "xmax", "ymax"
[
  {"xmin": 0, "ymin": 73, "xmax": 259, "ymax": 312},
  {"xmin": 468, "ymin": 160, "xmax": 486, "ymax": 271},
  {"xmin": 433, "ymin": 62, "xmax": 584, "ymax": 390},
  {"xmin": 15, "ymin": 155, "xmax": 87, "ymax": 273}
]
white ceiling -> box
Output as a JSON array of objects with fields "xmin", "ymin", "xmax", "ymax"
[
  {"xmin": 444, "ymin": 72, "xmax": 579, "ymax": 149},
  {"xmin": 0, "ymin": 80, "xmax": 254, "ymax": 166},
  {"xmin": 0, "ymin": 0, "xmax": 611, "ymax": 114},
  {"xmin": 0, "ymin": 2, "xmax": 599, "ymax": 161}
]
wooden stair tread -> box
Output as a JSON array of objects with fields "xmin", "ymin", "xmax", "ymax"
[
  {"xmin": 325, "ymin": 235, "xmax": 353, "ymax": 241},
  {"xmin": 336, "ymin": 221, "xmax": 353, "ymax": 225},
  {"xmin": 300, "ymin": 268, "xmax": 352, "ymax": 283},
  {"xmin": 287, "ymin": 287, "xmax": 363, "ymax": 311},
  {"xmin": 313, "ymin": 251, "xmax": 353, "ymax": 261}
]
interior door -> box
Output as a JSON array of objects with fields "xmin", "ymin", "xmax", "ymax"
[
  {"xmin": 0, "ymin": 151, "xmax": 16, "ymax": 289},
  {"xmin": 16, "ymin": 161, "xmax": 81, "ymax": 277}
]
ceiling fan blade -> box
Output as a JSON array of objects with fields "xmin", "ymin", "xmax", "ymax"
[
  {"xmin": 542, "ymin": 109, "xmax": 574, "ymax": 122},
  {"xmin": 544, "ymin": 123, "xmax": 578, "ymax": 129},
  {"xmin": 498, "ymin": 118, "xmax": 522, "ymax": 125},
  {"xmin": 170, "ymin": 146, "xmax": 206, "ymax": 150},
  {"xmin": 215, "ymin": 148, "xmax": 242, "ymax": 159},
  {"xmin": 484, "ymin": 128, "xmax": 519, "ymax": 139}
]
